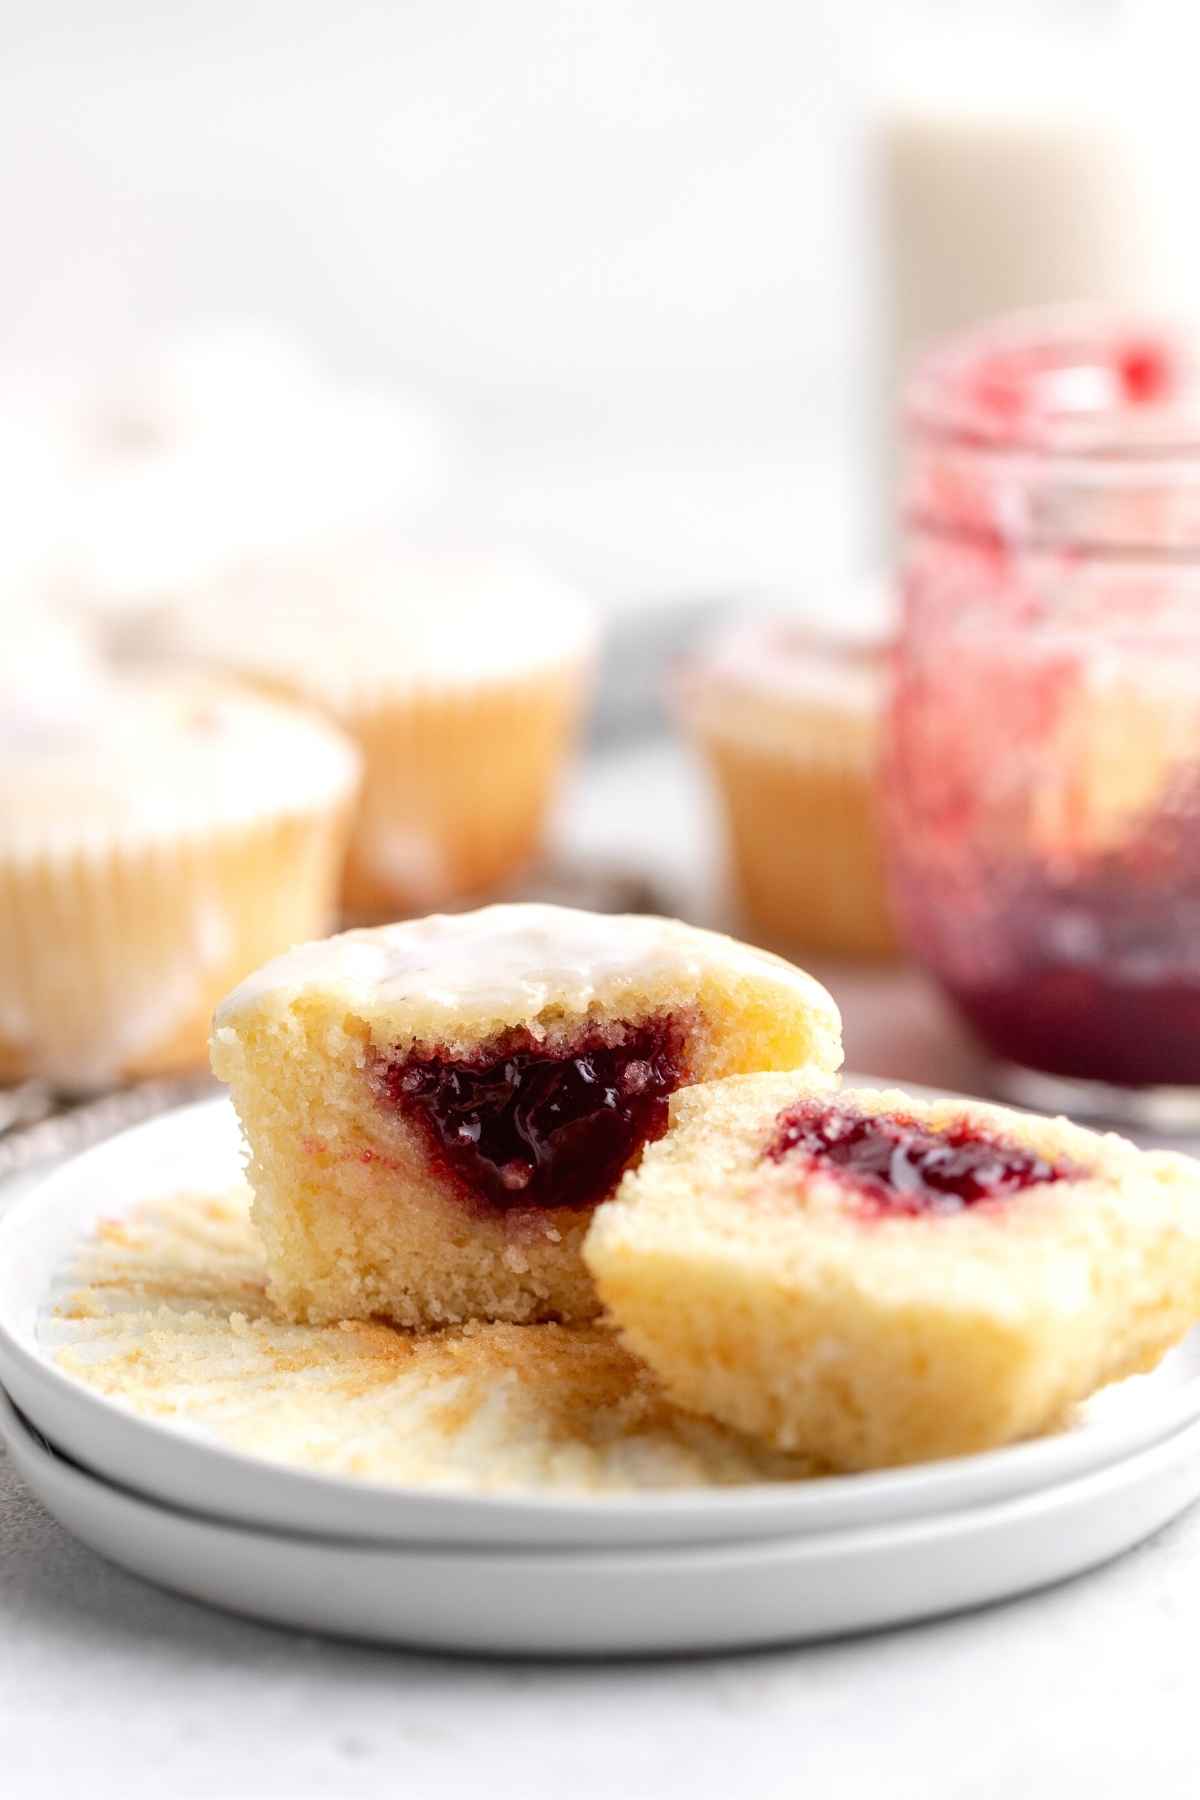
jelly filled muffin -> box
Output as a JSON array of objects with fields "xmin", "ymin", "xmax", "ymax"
[
  {"xmin": 161, "ymin": 542, "xmax": 593, "ymax": 916},
  {"xmin": 211, "ymin": 904, "xmax": 842, "ymax": 1328},
  {"xmin": 680, "ymin": 608, "xmax": 897, "ymax": 959},
  {"xmin": 585, "ymin": 1073, "xmax": 1200, "ymax": 1469},
  {"xmin": 0, "ymin": 675, "xmax": 359, "ymax": 1089}
]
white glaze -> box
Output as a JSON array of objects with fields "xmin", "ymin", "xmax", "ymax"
[
  {"xmin": 215, "ymin": 902, "xmax": 837, "ymax": 1035},
  {"xmin": 0, "ymin": 674, "xmax": 360, "ymax": 854},
  {"xmin": 167, "ymin": 543, "xmax": 595, "ymax": 704},
  {"xmin": 690, "ymin": 611, "xmax": 888, "ymax": 714}
]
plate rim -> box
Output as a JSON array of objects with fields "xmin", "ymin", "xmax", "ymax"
[
  {"xmin": 2, "ymin": 1091, "xmax": 1199, "ymax": 1548},
  {"xmin": 7, "ymin": 1380, "xmax": 1200, "ymax": 1566},
  {"xmin": 6, "ymin": 1382, "xmax": 1200, "ymax": 1655}
]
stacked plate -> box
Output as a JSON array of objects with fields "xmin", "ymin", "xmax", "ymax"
[{"xmin": 2, "ymin": 1096, "xmax": 1200, "ymax": 1656}]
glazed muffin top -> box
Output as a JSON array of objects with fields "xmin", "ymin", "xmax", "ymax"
[
  {"xmin": 155, "ymin": 541, "xmax": 595, "ymax": 712},
  {"xmin": 214, "ymin": 901, "xmax": 843, "ymax": 1072},
  {"xmin": 0, "ymin": 673, "xmax": 360, "ymax": 853},
  {"xmin": 684, "ymin": 608, "xmax": 888, "ymax": 707},
  {"xmin": 679, "ymin": 604, "xmax": 892, "ymax": 759}
]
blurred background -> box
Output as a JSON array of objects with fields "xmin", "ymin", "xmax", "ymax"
[
  {"xmin": 6, "ymin": 0, "xmax": 1200, "ymax": 1146},
  {"xmin": 5, "ymin": 0, "xmax": 878, "ymax": 603},
  {"xmin": 10, "ymin": 0, "xmax": 1193, "ymax": 606}
]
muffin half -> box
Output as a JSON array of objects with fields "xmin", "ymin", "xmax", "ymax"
[
  {"xmin": 211, "ymin": 904, "xmax": 841, "ymax": 1327},
  {"xmin": 585, "ymin": 1073, "xmax": 1200, "ymax": 1468}
]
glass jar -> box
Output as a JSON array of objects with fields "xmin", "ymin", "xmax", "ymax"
[{"xmin": 886, "ymin": 310, "xmax": 1200, "ymax": 1126}]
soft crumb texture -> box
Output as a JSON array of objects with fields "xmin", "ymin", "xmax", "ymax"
[
  {"xmin": 584, "ymin": 1073, "xmax": 1200, "ymax": 1470},
  {"xmin": 210, "ymin": 905, "xmax": 842, "ymax": 1330},
  {"xmin": 51, "ymin": 1186, "xmax": 818, "ymax": 1493}
]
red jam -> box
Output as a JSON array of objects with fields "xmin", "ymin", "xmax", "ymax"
[
  {"xmin": 376, "ymin": 1018, "xmax": 687, "ymax": 1213},
  {"xmin": 765, "ymin": 1100, "xmax": 1076, "ymax": 1215},
  {"xmin": 944, "ymin": 954, "xmax": 1200, "ymax": 1088},
  {"xmin": 912, "ymin": 325, "xmax": 1178, "ymax": 448},
  {"xmin": 891, "ymin": 769, "xmax": 1200, "ymax": 1087}
]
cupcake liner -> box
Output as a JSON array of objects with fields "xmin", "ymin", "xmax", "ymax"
[
  {"xmin": 695, "ymin": 726, "xmax": 898, "ymax": 961},
  {"xmin": 0, "ymin": 799, "xmax": 354, "ymax": 1090},
  {"xmin": 339, "ymin": 661, "xmax": 592, "ymax": 917},
  {"xmin": 152, "ymin": 544, "xmax": 596, "ymax": 915},
  {"xmin": 678, "ymin": 608, "xmax": 897, "ymax": 961}
]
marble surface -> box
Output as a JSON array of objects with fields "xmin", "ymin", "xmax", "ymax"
[{"xmin": 3, "ymin": 737, "xmax": 1199, "ymax": 1797}]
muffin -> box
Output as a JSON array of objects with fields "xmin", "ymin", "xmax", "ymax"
[
  {"xmin": 585, "ymin": 1073, "xmax": 1200, "ymax": 1469},
  {"xmin": 680, "ymin": 609, "xmax": 897, "ymax": 958},
  {"xmin": 160, "ymin": 542, "xmax": 594, "ymax": 916},
  {"xmin": 0, "ymin": 675, "xmax": 359, "ymax": 1089},
  {"xmin": 210, "ymin": 903, "xmax": 842, "ymax": 1329}
]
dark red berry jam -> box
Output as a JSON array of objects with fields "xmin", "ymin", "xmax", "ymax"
[
  {"xmin": 376, "ymin": 1017, "xmax": 688, "ymax": 1213},
  {"xmin": 765, "ymin": 1100, "xmax": 1078, "ymax": 1216},
  {"xmin": 933, "ymin": 840, "xmax": 1200, "ymax": 1086},
  {"xmin": 947, "ymin": 968, "xmax": 1200, "ymax": 1088}
]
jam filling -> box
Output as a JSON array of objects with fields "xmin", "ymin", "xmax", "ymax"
[
  {"xmin": 886, "ymin": 638, "xmax": 1200, "ymax": 1088},
  {"xmin": 948, "ymin": 966, "xmax": 1200, "ymax": 1089},
  {"xmin": 765, "ymin": 1100, "xmax": 1077, "ymax": 1216},
  {"xmin": 376, "ymin": 1017, "xmax": 688, "ymax": 1213},
  {"xmin": 940, "ymin": 830, "xmax": 1200, "ymax": 1086}
]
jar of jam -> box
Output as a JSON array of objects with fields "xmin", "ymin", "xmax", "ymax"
[{"xmin": 886, "ymin": 309, "xmax": 1200, "ymax": 1125}]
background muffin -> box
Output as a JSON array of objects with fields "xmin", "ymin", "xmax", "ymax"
[
  {"xmin": 160, "ymin": 541, "xmax": 595, "ymax": 918},
  {"xmin": 0, "ymin": 673, "xmax": 359, "ymax": 1088},
  {"xmin": 680, "ymin": 607, "xmax": 897, "ymax": 960}
]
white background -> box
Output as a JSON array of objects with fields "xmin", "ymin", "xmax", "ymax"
[{"xmin": 0, "ymin": 0, "xmax": 1154, "ymax": 603}]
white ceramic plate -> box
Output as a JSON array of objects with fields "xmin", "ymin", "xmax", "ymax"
[
  {"xmin": 5, "ymin": 1385, "xmax": 1200, "ymax": 1655},
  {"xmin": 1, "ymin": 1095, "xmax": 1199, "ymax": 1549}
]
